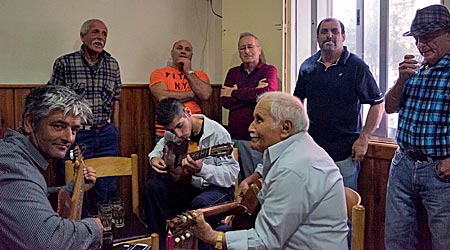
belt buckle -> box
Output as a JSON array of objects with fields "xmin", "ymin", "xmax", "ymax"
[
  {"xmin": 81, "ymin": 125, "xmax": 92, "ymax": 130},
  {"xmin": 405, "ymin": 150, "xmax": 427, "ymax": 162}
]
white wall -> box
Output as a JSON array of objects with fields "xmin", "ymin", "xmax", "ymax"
[{"xmin": 0, "ymin": 0, "xmax": 222, "ymax": 84}]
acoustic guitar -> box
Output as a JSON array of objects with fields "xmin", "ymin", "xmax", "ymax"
[
  {"xmin": 162, "ymin": 141, "xmax": 234, "ymax": 183},
  {"xmin": 56, "ymin": 145, "xmax": 85, "ymax": 220},
  {"xmin": 163, "ymin": 141, "xmax": 234, "ymax": 168},
  {"xmin": 167, "ymin": 182, "xmax": 262, "ymax": 244}
]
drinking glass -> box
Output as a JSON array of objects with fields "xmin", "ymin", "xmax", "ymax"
[
  {"xmin": 98, "ymin": 202, "xmax": 113, "ymax": 231},
  {"xmin": 109, "ymin": 197, "xmax": 125, "ymax": 228}
]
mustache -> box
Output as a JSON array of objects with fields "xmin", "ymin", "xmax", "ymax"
[
  {"xmin": 92, "ymin": 39, "xmax": 105, "ymax": 46},
  {"xmin": 323, "ymin": 38, "xmax": 335, "ymax": 45}
]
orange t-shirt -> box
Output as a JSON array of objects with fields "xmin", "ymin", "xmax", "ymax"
[{"xmin": 149, "ymin": 66, "xmax": 210, "ymax": 136}]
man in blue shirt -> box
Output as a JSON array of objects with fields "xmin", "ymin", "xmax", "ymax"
[
  {"xmin": 384, "ymin": 4, "xmax": 450, "ymax": 249},
  {"xmin": 293, "ymin": 18, "xmax": 384, "ymax": 191}
]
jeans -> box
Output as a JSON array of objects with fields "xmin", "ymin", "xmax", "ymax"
[
  {"xmin": 143, "ymin": 171, "xmax": 234, "ymax": 250},
  {"xmin": 232, "ymin": 139, "xmax": 263, "ymax": 184},
  {"xmin": 61, "ymin": 123, "xmax": 120, "ymax": 217},
  {"xmin": 385, "ymin": 148, "xmax": 450, "ymax": 250},
  {"xmin": 335, "ymin": 156, "xmax": 360, "ymax": 191}
]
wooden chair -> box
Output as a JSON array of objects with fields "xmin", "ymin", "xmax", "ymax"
[
  {"xmin": 344, "ymin": 187, "xmax": 365, "ymax": 250},
  {"xmin": 65, "ymin": 154, "xmax": 157, "ymax": 248}
]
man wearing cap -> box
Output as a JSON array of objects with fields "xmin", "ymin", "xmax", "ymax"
[{"xmin": 385, "ymin": 4, "xmax": 450, "ymax": 249}]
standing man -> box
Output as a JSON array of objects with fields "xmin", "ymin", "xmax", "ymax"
[
  {"xmin": 143, "ymin": 98, "xmax": 239, "ymax": 250},
  {"xmin": 384, "ymin": 4, "xmax": 450, "ymax": 249},
  {"xmin": 221, "ymin": 32, "xmax": 278, "ymax": 183},
  {"xmin": 191, "ymin": 92, "xmax": 348, "ymax": 249},
  {"xmin": 0, "ymin": 85, "xmax": 102, "ymax": 249},
  {"xmin": 150, "ymin": 40, "xmax": 212, "ymax": 143},
  {"xmin": 48, "ymin": 18, "xmax": 122, "ymax": 215},
  {"xmin": 294, "ymin": 18, "xmax": 384, "ymax": 190}
]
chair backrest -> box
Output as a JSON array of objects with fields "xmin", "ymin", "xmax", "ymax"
[
  {"xmin": 65, "ymin": 154, "xmax": 140, "ymax": 216},
  {"xmin": 344, "ymin": 187, "xmax": 365, "ymax": 250}
]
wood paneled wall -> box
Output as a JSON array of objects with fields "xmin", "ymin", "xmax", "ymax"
[
  {"xmin": 0, "ymin": 83, "xmax": 222, "ymax": 214},
  {"xmin": 360, "ymin": 142, "xmax": 431, "ymax": 250}
]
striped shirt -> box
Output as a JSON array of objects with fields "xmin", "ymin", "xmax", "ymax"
[
  {"xmin": 397, "ymin": 53, "xmax": 450, "ymax": 157},
  {"xmin": 0, "ymin": 129, "xmax": 102, "ymax": 249},
  {"xmin": 48, "ymin": 46, "xmax": 121, "ymax": 125}
]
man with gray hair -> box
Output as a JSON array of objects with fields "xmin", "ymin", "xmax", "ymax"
[
  {"xmin": 191, "ymin": 92, "xmax": 348, "ymax": 249},
  {"xmin": 0, "ymin": 85, "xmax": 102, "ymax": 249},
  {"xmin": 385, "ymin": 4, "xmax": 450, "ymax": 249},
  {"xmin": 221, "ymin": 32, "xmax": 278, "ymax": 184},
  {"xmin": 48, "ymin": 19, "xmax": 122, "ymax": 215}
]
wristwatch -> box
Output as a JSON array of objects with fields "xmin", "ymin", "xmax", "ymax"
[
  {"xmin": 215, "ymin": 232, "xmax": 224, "ymax": 250},
  {"xmin": 187, "ymin": 70, "xmax": 195, "ymax": 75}
]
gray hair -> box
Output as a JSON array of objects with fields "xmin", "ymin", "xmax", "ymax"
[
  {"xmin": 80, "ymin": 19, "xmax": 107, "ymax": 36},
  {"xmin": 18, "ymin": 85, "xmax": 93, "ymax": 133},
  {"xmin": 238, "ymin": 32, "xmax": 260, "ymax": 46},
  {"xmin": 257, "ymin": 92, "xmax": 309, "ymax": 133}
]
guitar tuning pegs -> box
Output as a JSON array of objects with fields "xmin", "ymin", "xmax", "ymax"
[
  {"xmin": 69, "ymin": 150, "xmax": 74, "ymax": 160},
  {"xmin": 185, "ymin": 232, "xmax": 191, "ymax": 238},
  {"xmin": 174, "ymin": 237, "xmax": 181, "ymax": 243}
]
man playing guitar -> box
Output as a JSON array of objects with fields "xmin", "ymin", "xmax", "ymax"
[{"xmin": 143, "ymin": 98, "xmax": 239, "ymax": 250}]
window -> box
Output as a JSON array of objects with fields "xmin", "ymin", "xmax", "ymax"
[
  {"xmin": 291, "ymin": 0, "xmax": 442, "ymax": 138},
  {"xmin": 333, "ymin": 0, "xmax": 442, "ymax": 138}
]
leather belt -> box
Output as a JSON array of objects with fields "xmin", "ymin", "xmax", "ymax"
[
  {"xmin": 80, "ymin": 121, "xmax": 110, "ymax": 130},
  {"xmin": 404, "ymin": 149, "xmax": 448, "ymax": 162}
]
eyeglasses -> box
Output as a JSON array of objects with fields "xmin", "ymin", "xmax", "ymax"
[
  {"xmin": 238, "ymin": 45, "xmax": 258, "ymax": 51},
  {"xmin": 414, "ymin": 29, "xmax": 448, "ymax": 44}
]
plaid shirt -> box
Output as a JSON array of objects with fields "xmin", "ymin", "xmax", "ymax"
[
  {"xmin": 397, "ymin": 53, "xmax": 450, "ymax": 157},
  {"xmin": 48, "ymin": 46, "xmax": 122, "ymax": 125}
]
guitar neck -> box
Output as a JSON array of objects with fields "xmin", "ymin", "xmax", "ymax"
[
  {"xmin": 201, "ymin": 201, "xmax": 240, "ymax": 218},
  {"xmin": 187, "ymin": 148, "xmax": 213, "ymax": 161},
  {"xmin": 69, "ymin": 147, "xmax": 85, "ymax": 220}
]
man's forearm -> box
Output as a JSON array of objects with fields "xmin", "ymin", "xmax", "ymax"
[
  {"xmin": 360, "ymin": 102, "xmax": 384, "ymax": 140},
  {"xmin": 186, "ymin": 73, "xmax": 212, "ymax": 101}
]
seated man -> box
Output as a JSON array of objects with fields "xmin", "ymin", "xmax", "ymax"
[
  {"xmin": 0, "ymin": 85, "xmax": 102, "ymax": 249},
  {"xmin": 143, "ymin": 97, "xmax": 239, "ymax": 250},
  {"xmin": 149, "ymin": 40, "xmax": 212, "ymax": 143},
  {"xmin": 191, "ymin": 92, "xmax": 348, "ymax": 249}
]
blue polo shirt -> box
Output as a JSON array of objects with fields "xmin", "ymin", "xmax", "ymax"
[{"xmin": 294, "ymin": 46, "xmax": 384, "ymax": 161}]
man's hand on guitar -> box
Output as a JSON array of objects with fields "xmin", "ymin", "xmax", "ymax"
[
  {"xmin": 236, "ymin": 172, "xmax": 262, "ymax": 202},
  {"xmin": 76, "ymin": 161, "xmax": 96, "ymax": 191},
  {"xmin": 182, "ymin": 154, "xmax": 202, "ymax": 174},
  {"xmin": 150, "ymin": 157, "xmax": 168, "ymax": 174},
  {"xmin": 191, "ymin": 210, "xmax": 218, "ymax": 245}
]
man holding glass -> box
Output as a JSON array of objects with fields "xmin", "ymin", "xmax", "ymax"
[{"xmin": 385, "ymin": 4, "xmax": 450, "ymax": 249}]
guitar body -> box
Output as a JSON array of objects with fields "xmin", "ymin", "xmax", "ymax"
[
  {"xmin": 230, "ymin": 183, "xmax": 261, "ymax": 230},
  {"xmin": 57, "ymin": 189, "xmax": 72, "ymax": 219},
  {"xmin": 163, "ymin": 141, "xmax": 190, "ymax": 169}
]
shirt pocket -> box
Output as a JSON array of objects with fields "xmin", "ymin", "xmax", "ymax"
[
  {"xmin": 66, "ymin": 82, "xmax": 86, "ymax": 97},
  {"xmin": 102, "ymin": 82, "xmax": 115, "ymax": 109}
]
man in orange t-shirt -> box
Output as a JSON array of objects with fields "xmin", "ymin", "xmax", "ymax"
[{"xmin": 150, "ymin": 40, "xmax": 212, "ymax": 141}]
